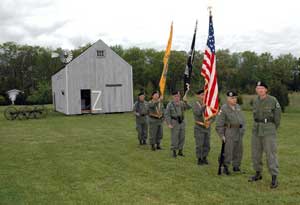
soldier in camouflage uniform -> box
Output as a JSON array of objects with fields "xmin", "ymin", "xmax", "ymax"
[
  {"xmin": 193, "ymin": 89, "xmax": 214, "ymax": 165},
  {"xmin": 248, "ymin": 81, "xmax": 281, "ymax": 189},
  {"xmin": 165, "ymin": 90, "xmax": 191, "ymax": 158},
  {"xmin": 215, "ymin": 91, "xmax": 246, "ymax": 175},
  {"xmin": 148, "ymin": 91, "xmax": 164, "ymax": 151},
  {"xmin": 133, "ymin": 91, "xmax": 148, "ymax": 145}
]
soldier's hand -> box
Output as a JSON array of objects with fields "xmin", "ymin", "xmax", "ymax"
[
  {"xmin": 159, "ymin": 96, "xmax": 164, "ymax": 101},
  {"xmin": 168, "ymin": 124, "xmax": 173, "ymax": 129},
  {"xmin": 204, "ymin": 121, "xmax": 211, "ymax": 128},
  {"xmin": 222, "ymin": 136, "xmax": 226, "ymax": 143}
]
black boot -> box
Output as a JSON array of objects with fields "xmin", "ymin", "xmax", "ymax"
[
  {"xmin": 202, "ymin": 157, "xmax": 208, "ymax": 165},
  {"xmin": 156, "ymin": 143, "xmax": 162, "ymax": 150},
  {"xmin": 151, "ymin": 144, "xmax": 156, "ymax": 151},
  {"xmin": 223, "ymin": 165, "xmax": 230, "ymax": 175},
  {"xmin": 139, "ymin": 140, "xmax": 142, "ymax": 145},
  {"xmin": 143, "ymin": 140, "xmax": 147, "ymax": 145},
  {"xmin": 233, "ymin": 167, "xmax": 241, "ymax": 172},
  {"xmin": 197, "ymin": 158, "xmax": 204, "ymax": 165},
  {"xmin": 178, "ymin": 150, "xmax": 184, "ymax": 157},
  {"xmin": 270, "ymin": 175, "xmax": 278, "ymax": 189},
  {"xmin": 248, "ymin": 171, "xmax": 262, "ymax": 182},
  {"xmin": 172, "ymin": 150, "xmax": 177, "ymax": 158}
]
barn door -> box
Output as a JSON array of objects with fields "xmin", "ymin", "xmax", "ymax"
[{"xmin": 91, "ymin": 90, "xmax": 102, "ymax": 114}]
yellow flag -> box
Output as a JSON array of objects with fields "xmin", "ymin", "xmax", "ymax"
[{"xmin": 159, "ymin": 22, "xmax": 173, "ymax": 97}]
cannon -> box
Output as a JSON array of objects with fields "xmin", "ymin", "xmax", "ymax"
[{"xmin": 4, "ymin": 105, "xmax": 48, "ymax": 121}]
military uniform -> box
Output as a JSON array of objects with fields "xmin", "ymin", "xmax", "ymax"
[
  {"xmin": 165, "ymin": 94, "xmax": 191, "ymax": 157},
  {"xmin": 216, "ymin": 92, "xmax": 245, "ymax": 173},
  {"xmin": 133, "ymin": 99, "xmax": 148, "ymax": 145},
  {"xmin": 148, "ymin": 99, "xmax": 164, "ymax": 150},
  {"xmin": 193, "ymin": 100, "xmax": 214, "ymax": 165}
]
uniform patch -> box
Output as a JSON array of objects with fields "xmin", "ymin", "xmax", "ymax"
[{"xmin": 276, "ymin": 103, "xmax": 280, "ymax": 108}]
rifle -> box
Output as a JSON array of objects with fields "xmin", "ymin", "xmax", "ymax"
[{"xmin": 218, "ymin": 141, "xmax": 226, "ymax": 175}]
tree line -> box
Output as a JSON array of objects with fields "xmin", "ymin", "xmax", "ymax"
[{"xmin": 1, "ymin": 42, "xmax": 299, "ymax": 110}]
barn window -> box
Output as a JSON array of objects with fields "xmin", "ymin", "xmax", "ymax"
[
  {"xmin": 97, "ymin": 50, "xmax": 105, "ymax": 57},
  {"xmin": 106, "ymin": 84, "xmax": 122, "ymax": 87}
]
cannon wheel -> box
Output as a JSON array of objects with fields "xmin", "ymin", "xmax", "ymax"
[
  {"xmin": 32, "ymin": 105, "xmax": 43, "ymax": 119},
  {"xmin": 4, "ymin": 106, "xmax": 18, "ymax": 120},
  {"xmin": 40, "ymin": 105, "xmax": 48, "ymax": 118},
  {"xmin": 17, "ymin": 106, "xmax": 30, "ymax": 120}
]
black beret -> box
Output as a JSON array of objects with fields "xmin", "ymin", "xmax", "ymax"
[
  {"xmin": 171, "ymin": 90, "xmax": 180, "ymax": 95},
  {"xmin": 196, "ymin": 89, "xmax": 204, "ymax": 95},
  {"xmin": 226, "ymin": 91, "xmax": 238, "ymax": 97},
  {"xmin": 256, "ymin": 81, "xmax": 268, "ymax": 88},
  {"xmin": 152, "ymin": 91, "xmax": 159, "ymax": 96},
  {"xmin": 138, "ymin": 91, "xmax": 145, "ymax": 96}
]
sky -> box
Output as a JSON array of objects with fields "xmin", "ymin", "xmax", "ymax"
[{"xmin": 0, "ymin": 0, "xmax": 299, "ymax": 57}]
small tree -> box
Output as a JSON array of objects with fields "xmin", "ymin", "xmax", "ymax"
[{"xmin": 269, "ymin": 81, "xmax": 289, "ymax": 112}]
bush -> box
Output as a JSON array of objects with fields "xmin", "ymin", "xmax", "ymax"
[
  {"xmin": 26, "ymin": 81, "xmax": 52, "ymax": 105},
  {"xmin": 269, "ymin": 82, "xmax": 289, "ymax": 112},
  {"xmin": 0, "ymin": 95, "xmax": 5, "ymax": 105}
]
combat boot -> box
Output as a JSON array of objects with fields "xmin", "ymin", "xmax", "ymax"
[
  {"xmin": 143, "ymin": 140, "xmax": 147, "ymax": 145},
  {"xmin": 248, "ymin": 171, "xmax": 262, "ymax": 182},
  {"xmin": 151, "ymin": 144, "xmax": 156, "ymax": 151},
  {"xmin": 233, "ymin": 167, "xmax": 241, "ymax": 172},
  {"xmin": 270, "ymin": 175, "xmax": 278, "ymax": 189},
  {"xmin": 202, "ymin": 157, "xmax": 209, "ymax": 165},
  {"xmin": 172, "ymin": 150, "xmax": 177, "ymax": 158},
  {"xmin": 178, "ymin": 150, "xmax": 185, "ymax": 157},
  {"xmin": 156, "ymin": 143, "xmax": 162, "ymax": 150},
  {"xmin": 223, "ymin": 165, "xmax": 230, "ymax": 175},
  {"xmin": 197, "ymin": 158, "xmax": 204, "ymax": 165}
]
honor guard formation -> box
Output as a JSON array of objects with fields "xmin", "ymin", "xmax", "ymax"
[{"xmin": 133, "ymin": 81, "xmax": 281, "ymax": 189}]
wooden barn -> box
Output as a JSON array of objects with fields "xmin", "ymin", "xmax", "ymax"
[{"xmin": 51, "ymin": 39, "xmax": 133, "ymax": 115}]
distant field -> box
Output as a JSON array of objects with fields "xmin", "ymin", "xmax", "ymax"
[{"xmin": 0, "ymin": 95, "xmax": 300, "ymax": 204}]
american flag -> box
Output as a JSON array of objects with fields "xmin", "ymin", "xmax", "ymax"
[{"xmin": 201, "ymin": 13, "xmax": 219, "ymax": 120}]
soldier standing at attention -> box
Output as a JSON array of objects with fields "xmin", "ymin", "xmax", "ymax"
[
  {"xmin": 248, "ymin": 81, "xmax": 281, "ymax": 189},
  {"xmin": 133, "ymin": 91, "xmax": 148, "ymax": 145},
  {"xmin": 193, "ymin": 89, "xmax": 214, "ymax": 165},
  {"xmin": 165, "ymin": 90, "xmax": 191, "ymax": 158},
  {"xmin": 215, "ymin": 91, "xmax": 246, "ymax": 175},
  {"xmin": 148, "ymin": 91, "xmax": 164, "ymax": 151}
]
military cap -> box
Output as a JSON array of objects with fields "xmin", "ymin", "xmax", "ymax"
[
  {"xmin": 171, "ymin": 90, "xmax": 180, "ymax": 95},
  {"xmin": 226, "ymin": 90, "xmax": 238, "ymax": 97},
  {"xmin": 152, "ymin": 90, "xmax": 159, "ymax": 96},
  {"xmin": 196, "ymin": 89, "xmax": 204, "ymax": 95},
  {"xmin": 138, "ymin": 91, "xmax": 145, "ymax": 96},
  {"xmin": 256, "ymin": 81, "xmax": 268, "ymax": 89}
]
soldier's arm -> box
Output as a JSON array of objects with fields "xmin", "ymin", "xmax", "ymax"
[
  {"xmin": 164, "ymin": 103, "xmax": 172, "ymax": 125},
  {"xmin": 215, "ymin": 109, "xmax": 226, "ymax": 139},
  {"xmin": 192, "ymin": 102, "xmax": 202, "ymax": 116},
  {"xmin": 273, "ymin": 99, "xmax": 281, "ymax": 129},
  {"xmin": 133, "ymin": 102, "xmax": 139, "ymax": 116},
  {"xmin": 183, "ymin": 101, "xmax": 192, "ymax": 110}
]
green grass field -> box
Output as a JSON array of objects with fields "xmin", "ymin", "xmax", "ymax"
[{"xmin": 0, "ymin": 94, "xmax": 300, "ymax": 204}]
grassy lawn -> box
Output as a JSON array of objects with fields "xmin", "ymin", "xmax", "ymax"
[{"xmin": 0, "ymin": 96, "xmax": 300, "ymax": 204}]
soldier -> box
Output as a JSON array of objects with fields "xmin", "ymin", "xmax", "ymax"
[
  {"xmin": 215, "ymin": 91, "xmax": 246, "ymax": 175},
  {"xmin": 148, "ymin": 91, "xmax": 164, "ymax": 151},
  {"xmin": 248, "ymin": 81, "xmax": 281, "ymax": 189},
  {"xmin": 133, "ymin": 91, "xmax": 148, "ymax": 145},
  {"xmin": 165, "ymin": 90, "xmax": 191, "ymax": 158},
  {"xmin": 193, "ymin": 89, "xmax": 214, "ymax": 165}
]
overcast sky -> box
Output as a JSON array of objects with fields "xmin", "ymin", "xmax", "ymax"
[{"xmin": 1, "ymin": 0, "xmax": 299, "ymax": 57}]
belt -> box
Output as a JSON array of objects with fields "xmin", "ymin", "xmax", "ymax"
[
  {"xmin": 195, "ymin": 121, "xmax": 207, "ymax": 128},
  {"xmin": 224, "ymin": 124, "xmax": 243, "ymax": 128},
  {"xmin": 254, "ymin": 119, "xmax": 274, "ymax": 123},
  {"xmin": 149, "ymin": 114, "xmax": 162, "ymax": 119}
]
